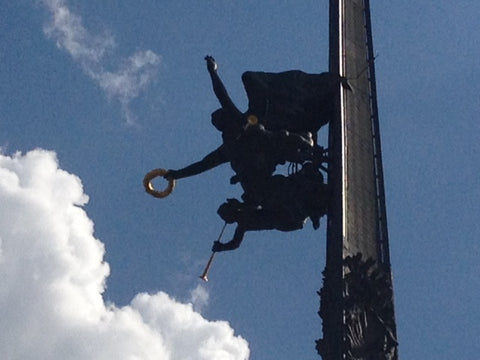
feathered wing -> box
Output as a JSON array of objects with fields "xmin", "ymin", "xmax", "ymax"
[{"xmin": 241, "ymin": 70, "xmax": 340, "ymax": 137}]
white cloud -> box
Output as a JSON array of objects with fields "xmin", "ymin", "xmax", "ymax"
[
  {"xmin": 0, "ymin": 149, "xmax": 249, "ymax": 360},
  {"xmin": 42, "ymin": 0, "xmax": 114, "ymax": 64},
  {"xmin": 92, "ymin": 50, "xmax": 160, "ymax": 103},
  {"xmin": 189, "ymin": 284, "xmax": 210, "ymax": 313},
  {"xmin": 42, "ymin": 0, "xmax": 160, "ymax": 124}
]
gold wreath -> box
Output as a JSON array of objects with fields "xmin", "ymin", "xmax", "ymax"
[{"xmin": 143, "ymin": 168, "xmax": 175, "ymax": 198}]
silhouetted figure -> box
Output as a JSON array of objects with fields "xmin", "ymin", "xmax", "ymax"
[
  {"xmin": 163, "ymin": 56, "xmax": 337, "ymax": 251},
  {"xmin": 166, "ymin": 56, "xmax": 319, "ymax": 206},
  {"xmin": 212, "ymin": 162, "xmax": 328, "ymax": 252}
]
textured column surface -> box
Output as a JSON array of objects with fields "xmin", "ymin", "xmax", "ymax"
[{"xmin": 317, "ymin": 1, "xmax": 398, "ymax": 359}]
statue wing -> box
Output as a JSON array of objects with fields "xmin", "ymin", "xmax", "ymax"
[{"xmin": 241, "ymin": 71, "xmax": 339, "ymax": 136}]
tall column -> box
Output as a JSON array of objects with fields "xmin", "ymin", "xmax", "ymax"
[{"xmin": 317, "ymin": 1, "xmax": 398, "ymax": 359}]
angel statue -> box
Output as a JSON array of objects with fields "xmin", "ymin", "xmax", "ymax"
[{"xmin": 144, "ymin": 56, "xmax": 343, "ymax": 255}]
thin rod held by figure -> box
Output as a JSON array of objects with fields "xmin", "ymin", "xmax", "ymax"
[{"xmin": 199, "ymin": 222, "xmax": 227, "ymax": 282}]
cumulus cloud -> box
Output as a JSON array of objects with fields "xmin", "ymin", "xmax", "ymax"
[
  {"xmin": 0, "ymin": 149, "xmax": 249, "ymax": 360},
  {"xmin": 42, "ymin": 0, "xmax": 160, "ymax": 124}
]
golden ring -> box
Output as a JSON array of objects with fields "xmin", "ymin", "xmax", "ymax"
[{"xmin": 143, "ymin": 168, "xmax": 175, "ymax": 198}]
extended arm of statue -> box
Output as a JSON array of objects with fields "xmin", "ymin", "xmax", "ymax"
[
  {"xmin": 205, "ymin": 55, "xmax": 242, "ymax": 116},
  {"xmin": 165, "ymin": 146, "xmax": 228, "ymax": 180}
]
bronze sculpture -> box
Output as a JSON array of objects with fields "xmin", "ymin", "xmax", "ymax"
[{"xmin": 144, "ymin": 56, "xmax": 339, "ymax": 252}]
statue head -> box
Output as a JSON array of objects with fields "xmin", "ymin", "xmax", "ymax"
[
  {"xmin": 211, "ymin": 108, "xmax": 228, "ymax": 131},
  {"xmin": 211, "ymin": 108, "xmax": 244, "ymax": 135}
]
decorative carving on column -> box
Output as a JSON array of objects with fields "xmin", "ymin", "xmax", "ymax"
[
  {"xmin": 317, "ymin": 253, "xmax": 398, "ymax": 360},
  {"xmin": 344, "ymin": 253, "xmax": 398, "ymax": 360}
]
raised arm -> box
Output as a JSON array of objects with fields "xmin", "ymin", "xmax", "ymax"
[
  {"xmin": 165, "ymin": 146, "xmax": 228, "ymax": 180},
  {"xmin": 205, "ymin": 56, "xmax": 242, "ymax": 116}
]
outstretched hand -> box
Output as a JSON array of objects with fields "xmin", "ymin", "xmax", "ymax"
[
  {"xmin": 212, "ymin": 239, "xmax": 239, "ymax": 252},
  {"xmin": 163, "ymin": 169, "xmax": 177, "ymax": 180},
  {"xmin": 205, "ymin": 55, "xmax": 217, "ymax": 73}
]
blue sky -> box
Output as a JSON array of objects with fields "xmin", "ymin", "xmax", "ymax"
[{"xmin": 1, "ymin": 1, "xmax": 479, "ymax": 359}]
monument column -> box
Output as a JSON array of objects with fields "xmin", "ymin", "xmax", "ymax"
[{"xmin": 317, "ymin": 1, "xmax": 398, "ymax": 359}]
